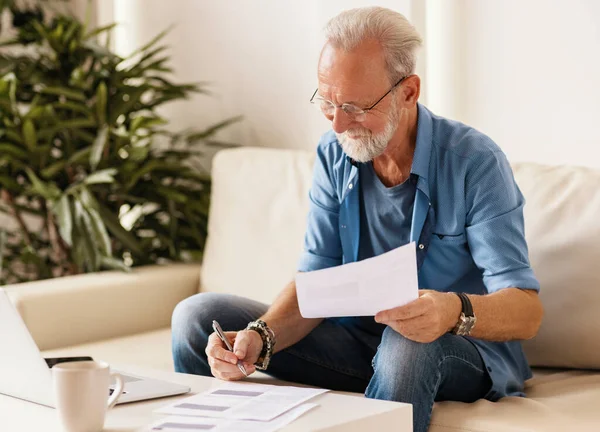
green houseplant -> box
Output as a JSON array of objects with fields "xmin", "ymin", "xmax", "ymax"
[{"xmin": 0, "ymin": 2, "xmax": 239, "ymax": 284}]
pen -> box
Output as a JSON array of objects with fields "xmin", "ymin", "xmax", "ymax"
[{"xmin": 212, "ymin": 320, "xmax": 248, "ymax": 377}]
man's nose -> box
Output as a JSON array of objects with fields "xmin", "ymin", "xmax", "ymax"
[{"xmin": 331, "ymin": 107, "xmax": 352, "ymax": 134}]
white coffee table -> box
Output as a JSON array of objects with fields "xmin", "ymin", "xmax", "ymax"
[{"xmin": 0, "ymin": 364, "xmax": 412, "ymax": 431}]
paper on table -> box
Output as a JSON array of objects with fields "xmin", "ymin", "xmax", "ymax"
[
  {"xmin": 154, "ymin": 382, "xmax": 327, "ymax": 422},
  {"xmin": 148, "ymin": 403, "xmax": 318, "ymax": 432},
  {"xmin": 295, "ymin": 242, "xmax": 419, "ymax": 318}
]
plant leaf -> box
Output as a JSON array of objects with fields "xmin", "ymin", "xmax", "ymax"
[
  {"xmin": 84, "ymin": 168, "xmax": 117, "ymax": 185},
  {"xmin": 59, "ymin": 118, "xmax": 96, "ymax": 129},
  {"xmin": 73, "ymin": 199, "xmax": 99, "ymax": 271},
  {"xmin": 39, "ymin": 86, "xmax": 86, "ymax": 102},
  {"xmin": 96, "ymin": 203, "xmax": 143, "ymax": 255},
  {"xmin": 52, "ymin": 194, "xmax": 73, "ymax": 246},
  {"xmin": 52, "ymin": 100, "xmax": 90, "ymax": 115},
  {"xmin": 41, "ymin": 160, "xmax": 66, "ymax": 178},
  {"xmin": 63, "ymin": 21, "xmax": 80, "ymax": 44},
  {"xmin": 100, "ymin": 256, "xmax": 130, "ymax": 272},
  {"xmin": 185, "ymin": 116, "xmax": 243, "ymax": 143},
  {"xmin": 25, "ymin": 168, "xmax": 61, "ymax": 200},
  {"xmin": 0, "ymin": 142, "xmax": 28, "ymax": 159},
  {"xmin": 123, "ymin": 25, "xmax": 173, "ymax": 60},
  {"xmin": 22, "ymin": 119, "xmax": 37, "ymax": 151},
  {"xmin": 89, "ymin": 125, "xmax": 108, "ymax": 171},
  {"xmin": 87, "ymin": 206, "xmax": 112, "ymax": 256},
  {"xmin": 68, "ymin": 146, "xmax": 92, "ymax": 164},
  {"xmin": 83, "ymin": 22, "xmax": 118, "ymax": 40},
  {"xmin": 0, "ymin": 175, "xmax": 20, "ymax": 191},
  {"xmin": 96, "ymin": 81, "xmax": 107, "ymax": 124},
  {"xmin": 3, "ymin": 128, "xmax": 23, "ymax": 144}
]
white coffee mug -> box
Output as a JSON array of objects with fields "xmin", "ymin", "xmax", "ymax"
[{"xmin": 52, "ymin": 360, "xmax": 124, "ymax": 432}]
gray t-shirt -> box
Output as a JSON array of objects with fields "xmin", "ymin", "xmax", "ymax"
[{"xmin": 358, "ymin": 162, "xmax": 416, "ymax": 261}]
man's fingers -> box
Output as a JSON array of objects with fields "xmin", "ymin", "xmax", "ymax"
[
  {"xmin": 393, "ymin": 315, "xmax": 430, "ymax": 333},
  {"xmin": 232, "ymin": 331, "xmax": 253, "ymax": 359},
  {"xmin": 206, "ymin": 333, "xmax": 238, "ymax": 364},
  {"xmin": 209, "ymin": 356, "xmax": 241, "ymax": 373},
  {"xmin": 376, "ymin": 297, "xmax": 430, "ymax": 322},
  {"xmin": 211, "ymin": 360, "xmax": 256, "ymax": 381}
]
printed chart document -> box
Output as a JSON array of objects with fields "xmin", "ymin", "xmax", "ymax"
[
  {"xmin": 149, "ymin": 403, "xmax": 318, "ymax": 432},
  {"xmin": 154, "ymin": 382, "xmax": 327, "ymax": 422},
  {"xmin": 296, "ymin": 242, "xmax": 419, "ymax": 318}
]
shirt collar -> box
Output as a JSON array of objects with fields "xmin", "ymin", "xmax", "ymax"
[{"xmin": 410, "ymin": 103, "xmax": 433, "ymax": 180}]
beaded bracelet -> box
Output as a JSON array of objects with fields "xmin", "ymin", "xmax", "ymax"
[{"xmin": 246, "ymin": 319, "xmax": 276, "ymax": 370}]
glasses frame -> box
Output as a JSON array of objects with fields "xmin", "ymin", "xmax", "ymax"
[{"xmin": 309, "ymin": 75, "xmax": 408, "ymax": 119}]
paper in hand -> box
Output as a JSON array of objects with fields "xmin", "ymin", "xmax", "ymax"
[{"xmin": 295, "ymin": 242, "xmax": 419, "ymax": 318}]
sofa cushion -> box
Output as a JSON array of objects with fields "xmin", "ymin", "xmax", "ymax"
[
  {"xmin": 201, "ymin": 147, "xmax": 315, "ymax": 304},
  {"xmin": 514, "ymin": 163, "xmax": 600, "ymax": 369},
  {"xmin": 41, "ymin": 328, "xmax": 175, "ymax": 372},
  {"xmin": 430, "ymin": 370, "xmax": 600, "ymax": 432}
]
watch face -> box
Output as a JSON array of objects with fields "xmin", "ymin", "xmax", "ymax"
[
  {"xmin": 463, "ymin": 316, "xmax": 476, "ymax": 334},
  {"xmin": 456, "ymin": 315, "xmax": 476, "ymax": 336}
]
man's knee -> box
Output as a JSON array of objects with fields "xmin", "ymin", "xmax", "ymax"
[
  {"xmin": 366, "ymin": 327, "xmax": 445, "ymax": 401},
  {"xmin": 372, "ymin": 327, "xmax": 443, "ymax": 375},
  {"xmin": 171, "ymin": 292, "xmax": 227, "ymax": 346}
]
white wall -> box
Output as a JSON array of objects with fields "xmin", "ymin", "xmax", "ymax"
[
  {"xmin": 109, "ymin": 0, "xmax": 411, "ymax": 152},
  {"xmin": 446, "ymin": 0, "xmax": 600, "ymax": 168},
  {"xmin": 104, "ymin": 0, "xmax": 600, "ymax": 168}
]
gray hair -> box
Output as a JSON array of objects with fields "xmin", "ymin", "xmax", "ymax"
[{"xmin": 324, "ymin": 7, "xmax": 422, "ymax": 82}]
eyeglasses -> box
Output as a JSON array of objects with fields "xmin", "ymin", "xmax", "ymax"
[{"xmin": 309, "ymin": 76, "xmax": 408, "ymax": 122}]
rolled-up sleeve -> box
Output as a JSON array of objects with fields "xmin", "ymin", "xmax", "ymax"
[
  {"xmin": 297, "ymin": 141, "xmax": 343, "ymax": 272},
  {"xmin": 465, "ymin": 151, "xmax": 540, "ymax": 293}
]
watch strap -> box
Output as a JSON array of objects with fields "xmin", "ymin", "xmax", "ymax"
[{"xmin": 456, "ymin": 292, "xmax": 474, "ymax": 317}]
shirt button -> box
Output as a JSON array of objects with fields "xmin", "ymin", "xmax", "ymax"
[
  {"xmin": 348, "ymin": 183, "xmax": 353, "ymax": 190},
  {"xmin": 418, "ymin": 244, "xmax": 425, "ymax": 250},
  {"xmin": 487, "ymin": 367, "xmax": 493, "ymax": 373}
]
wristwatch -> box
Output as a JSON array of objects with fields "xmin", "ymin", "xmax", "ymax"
[{"xmin": 452, "ymin": 292, "xmax": 477, "ymax": 336}]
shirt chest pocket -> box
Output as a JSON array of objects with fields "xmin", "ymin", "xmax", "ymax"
[
  {"xmin": 431, "ymin": 232, "xmax": 467, "ymax": 243},
  {"xmin": 426, "ymin": 232, "xmax": 472, "ymax": 277}
]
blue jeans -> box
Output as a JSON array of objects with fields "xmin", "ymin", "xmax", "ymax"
[{"xmin": 172, "ymin": 293, "xmax": 492, "ymax": 432}]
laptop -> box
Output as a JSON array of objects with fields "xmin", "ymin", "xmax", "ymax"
[{"xmin": 0, "ymin": 288, "xmax": 190, "ymax": 408}]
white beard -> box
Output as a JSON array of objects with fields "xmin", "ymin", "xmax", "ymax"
[{"xmin": 336, "ymin": 103, "xmax": 400, "ymax": 163}]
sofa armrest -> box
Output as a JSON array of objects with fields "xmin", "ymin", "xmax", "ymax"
[{"xmin": 3, "ymin": 263, "xmax": 200, "ymax": 350}]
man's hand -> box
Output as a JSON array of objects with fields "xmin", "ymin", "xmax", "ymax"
[
  {"xmin": 204, "ymin": 330, "xmax": 263, "ymax": 380},
  {"xmin": 375, "ymin": 290, "xmax": 462, "ymax": 343}
]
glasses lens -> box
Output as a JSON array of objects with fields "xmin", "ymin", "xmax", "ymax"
[
  {"xmin": 342, "ymin": 104, "xmax": 366, "ymax": 122},
  {"xmin": 318, "ymin": 100, "xmax": 335, "ymax": 115}
]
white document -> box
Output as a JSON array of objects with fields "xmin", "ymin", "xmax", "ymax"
[
  {"xmin": 154, "ymin": 382, "xmax": 327, "ymax": 422},
  {"xmin": 296, "ymin": 242, "xmax": 419, "ymax": 318},
  {"xmin": 148, "ymin": 403, "xmax": 318, "ymax": 432}
]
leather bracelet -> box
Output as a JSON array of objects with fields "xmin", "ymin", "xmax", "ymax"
[{"xmin": 246, "ymin": 320, "xmax": 276, "ymax": 370}]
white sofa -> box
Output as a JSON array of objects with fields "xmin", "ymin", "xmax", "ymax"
[{"xmin": 5, "ymin": 147, "xmax": 600, "ymax": 431}]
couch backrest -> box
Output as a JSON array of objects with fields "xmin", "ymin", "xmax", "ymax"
[
  {"xmin": 202, "ymin": 147, "xmax": 600, "ymax": 370},
  {"xmin": 201, "ymin": 147, "xmax": 315, "ymax": 304},
  {"xmin": 513, "ymin": 163, "xmax": 600, "ymax": 369}
]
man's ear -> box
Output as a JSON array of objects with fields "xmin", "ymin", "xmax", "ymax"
[{"xmin": 401, "ymin": 75, "xmax": 421, "ymax": 107}]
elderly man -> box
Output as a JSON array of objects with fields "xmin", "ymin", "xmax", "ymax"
[{"xmin": 172, "ymin": 6, "xmax": 543, "ymax": 432}]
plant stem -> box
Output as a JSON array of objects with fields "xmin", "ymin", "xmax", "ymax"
[
  {"xmin": 0, "ymin": 189, "xmax": 33, "ymax": 248},
  {"xmin": 42, "ymin": 200, "xmax": 77, "ymax": 276}
]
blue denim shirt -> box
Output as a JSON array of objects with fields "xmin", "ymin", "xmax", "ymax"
[{"xmin": 297, "ymin": 103, "xmax": 540, "ymax": 400}]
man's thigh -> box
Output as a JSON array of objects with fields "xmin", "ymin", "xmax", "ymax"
[{"xmin": 265, "ymin": 318, "xmax": 380, "ymax": 393}]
